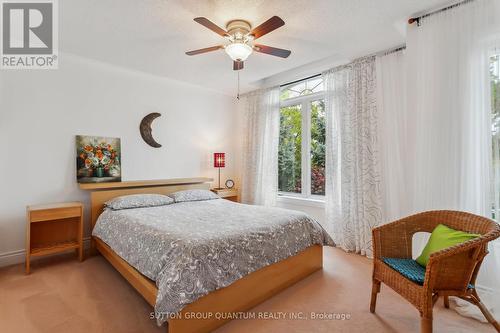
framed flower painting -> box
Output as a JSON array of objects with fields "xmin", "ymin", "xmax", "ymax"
[{"xmin": 76, "ymin": 135, "xmax": 121, "ymax": 183}]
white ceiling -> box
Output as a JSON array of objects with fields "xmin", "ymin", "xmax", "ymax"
[{"xmin": 60, "ymin": 0, "xmax": 452, "ymax": 95}]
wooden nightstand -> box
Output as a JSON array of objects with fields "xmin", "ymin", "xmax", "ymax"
[
  {"xmin": 26, "ymin": 202, "xmax": 84, "ymax": 274},
  {"xmin": 211, "ymin": 188, "xmax": 239, "ymax": 202}
]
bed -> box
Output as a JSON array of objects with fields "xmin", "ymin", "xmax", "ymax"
[{"xmin": 81, "ymin": 178, "xmax": 333, "ymax": 333}]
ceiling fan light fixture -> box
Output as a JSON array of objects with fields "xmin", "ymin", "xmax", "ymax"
[{"xmin": 225, "ymin": 42, "xmax": 253, "ymax": 61}]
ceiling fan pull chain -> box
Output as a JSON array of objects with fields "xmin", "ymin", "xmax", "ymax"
[{"xmin": 237, "ymin": 71, "xmax": 240, "ymax": 100}]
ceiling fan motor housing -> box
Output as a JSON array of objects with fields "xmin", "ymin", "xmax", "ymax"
[{"xmin": 226, "ymin": 20, "xmax": 252, "ymax": 40}]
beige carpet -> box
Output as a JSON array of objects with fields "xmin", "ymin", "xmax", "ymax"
[{"xmin": 0, "ymin": 247, "xmax": 494, "ymax": 333}]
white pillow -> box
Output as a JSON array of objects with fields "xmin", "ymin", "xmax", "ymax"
[
  {"xmin": 169, "ymin": 189, "xmax": 219, "ymax": 203},
  {"xmin": 105, "ymin": 194, "xmax": 174, "ymax": 210}
]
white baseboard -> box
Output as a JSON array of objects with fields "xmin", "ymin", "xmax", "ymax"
[
  {"xmin": 0, "ymin": 237, "xmax": 92, "ymax": 268},
  {"xmin": 0, "ymin": 249, "xmax": 26, "ymax": 268}
]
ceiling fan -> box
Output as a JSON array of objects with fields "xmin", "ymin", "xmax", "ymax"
[{"xmin": 185, "ymin": 16, "xmax": 291, "ymax": 71}]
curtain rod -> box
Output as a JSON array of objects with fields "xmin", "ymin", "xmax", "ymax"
[
  {"xmin": 377, "ymin": 45, "xmax": 406, "ymax": 57},
  {"xmin": 280, "ymin": 73, "xmax": 321, "ymax": 88},
  {"xmin": 408, "ymin": 0, "xmax": 474, "ymax": 25}
]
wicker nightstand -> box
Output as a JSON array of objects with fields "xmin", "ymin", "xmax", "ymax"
[
  {"xmin": 211, "ymin": 188, "xmax": 239, "ymax": 202},
  {"xmin": 25, "ymin": 202, "xmax": 84, "ymax": 274}
]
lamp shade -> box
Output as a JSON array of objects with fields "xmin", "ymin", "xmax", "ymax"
[{"xmin": 214, "ymin": 152, "xmax": 225, "ymax": 168}]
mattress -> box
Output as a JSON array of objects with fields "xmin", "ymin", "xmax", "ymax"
[{"xmin": 92, "ymin": 198, "xmax": 334, "ymax": 325}]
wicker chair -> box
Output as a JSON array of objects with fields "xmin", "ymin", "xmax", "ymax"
[{"xmin": 370, "ymin": 210, "xmax": 500, "ymax": 333}]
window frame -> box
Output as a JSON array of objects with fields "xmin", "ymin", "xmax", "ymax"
[
  {"xmin": 278, "ymin": 90, "xmax": 325, "ymax": 200},
  {"xmin": 490, "ymin": 51, "xmax": 500, "ymax": 221}
]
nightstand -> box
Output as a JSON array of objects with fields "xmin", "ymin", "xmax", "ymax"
[
  {"xmin": 26, "ymin": 202, "xmax": 84, "ymax": 274},
  {"xmin": 211, "ymin": 188, "xmax": 239, "ymax": 202}
]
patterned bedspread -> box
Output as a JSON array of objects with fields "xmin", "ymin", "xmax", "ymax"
[{"xmin": 92, "ymin": 199, "xmax": 334, "ymax": 325}]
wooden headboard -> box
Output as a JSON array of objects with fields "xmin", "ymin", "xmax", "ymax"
[{"xmin": 79, "ymin": 177, "xmax": 213, "ymax": 232}]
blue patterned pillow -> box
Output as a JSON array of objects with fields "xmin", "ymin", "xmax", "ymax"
[{"xmin": 105, "ymin": 194, "xmax": 173, "ymax": 210}]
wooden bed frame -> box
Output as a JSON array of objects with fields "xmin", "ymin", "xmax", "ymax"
[{"xmin": 80, "ymin": 178, "xmax": 323, "ymax": 333}]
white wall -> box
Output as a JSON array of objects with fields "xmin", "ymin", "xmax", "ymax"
[{"xmin": 0, "ymin": 53, "xmax": 238, "ymax": 266}]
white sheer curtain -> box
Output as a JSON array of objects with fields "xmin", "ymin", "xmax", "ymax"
[
  {"xmin": 323, "ymin": 56, "xmax": 383, "ymax": 257},
  {"xmin": 376, "ymin": 0, "xmax": 500, "ymax": 321},
  {"xmin": 376, "ymin": 49, "xmax": 409, "ymax": 223},
  {"xmin": 406, "ymin": 0, "xmax": 497, "ymax": 218},
  {"xmin": 376, "ymin": 49, "xmax": 435, "ymax": 259},
  {"xmin": 406, "ymin": 0, "xmax": 500, "ymax": 321},
  {"xmin": 240, "ymin": 87, "xmax": 280, "ymax": 206}
]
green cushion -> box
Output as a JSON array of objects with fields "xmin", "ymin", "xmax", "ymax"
[{"xmin": 416, "ymin": 224, "xmax": 480, "ymax": 267}]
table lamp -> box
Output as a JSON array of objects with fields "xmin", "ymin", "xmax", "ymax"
[{"xmin": 213, "ymin": 152, "xmax": 225, "ymax": 190}]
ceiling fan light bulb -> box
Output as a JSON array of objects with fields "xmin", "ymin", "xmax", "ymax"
[{"xmin": 225, "ymin": 42, "xmax": 252, "ymax": 61}]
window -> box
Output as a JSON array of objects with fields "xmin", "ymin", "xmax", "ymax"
[
  {"xmin": 491, "ymin": 54, "xmax": 500, "ymax": 220},
  {"xmin": 278, "ymin": 76, "xmax": 325, "ymax": 198}
]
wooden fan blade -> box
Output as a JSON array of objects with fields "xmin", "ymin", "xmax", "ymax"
[
  {"xmin": 185, "ymin": 45, "xmax": 223, "ymax": 56},
  {"xmin": 253, "ymin": 44, "xmax": 291, "ymax": 58},
  {"xmin": 233, "ymin": 61, "xmax": 244, "ymax": 71},
  {"xmin": 249, "ymin": 16, "xmax": 285, "ymax": 39},
  {"xmin": 194, "ymin": 17, "xmax": 229, "ymax": 37}
]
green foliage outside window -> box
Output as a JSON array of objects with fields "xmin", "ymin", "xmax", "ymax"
[
  {"xmin": 278, "ymin": 105, "xmax": 302, "ymax": 193},
  {"xmin": 491, "ymin": 55, "xmax": 500, "ymax": 135},
  {"xmin": 311, "ymin": 100, "xmax": 326, "ymax": 195}
]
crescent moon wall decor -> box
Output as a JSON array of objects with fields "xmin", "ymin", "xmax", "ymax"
[{"xmin": 140, "ymin": 112, "xmax": 162, "ymax": 148}]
